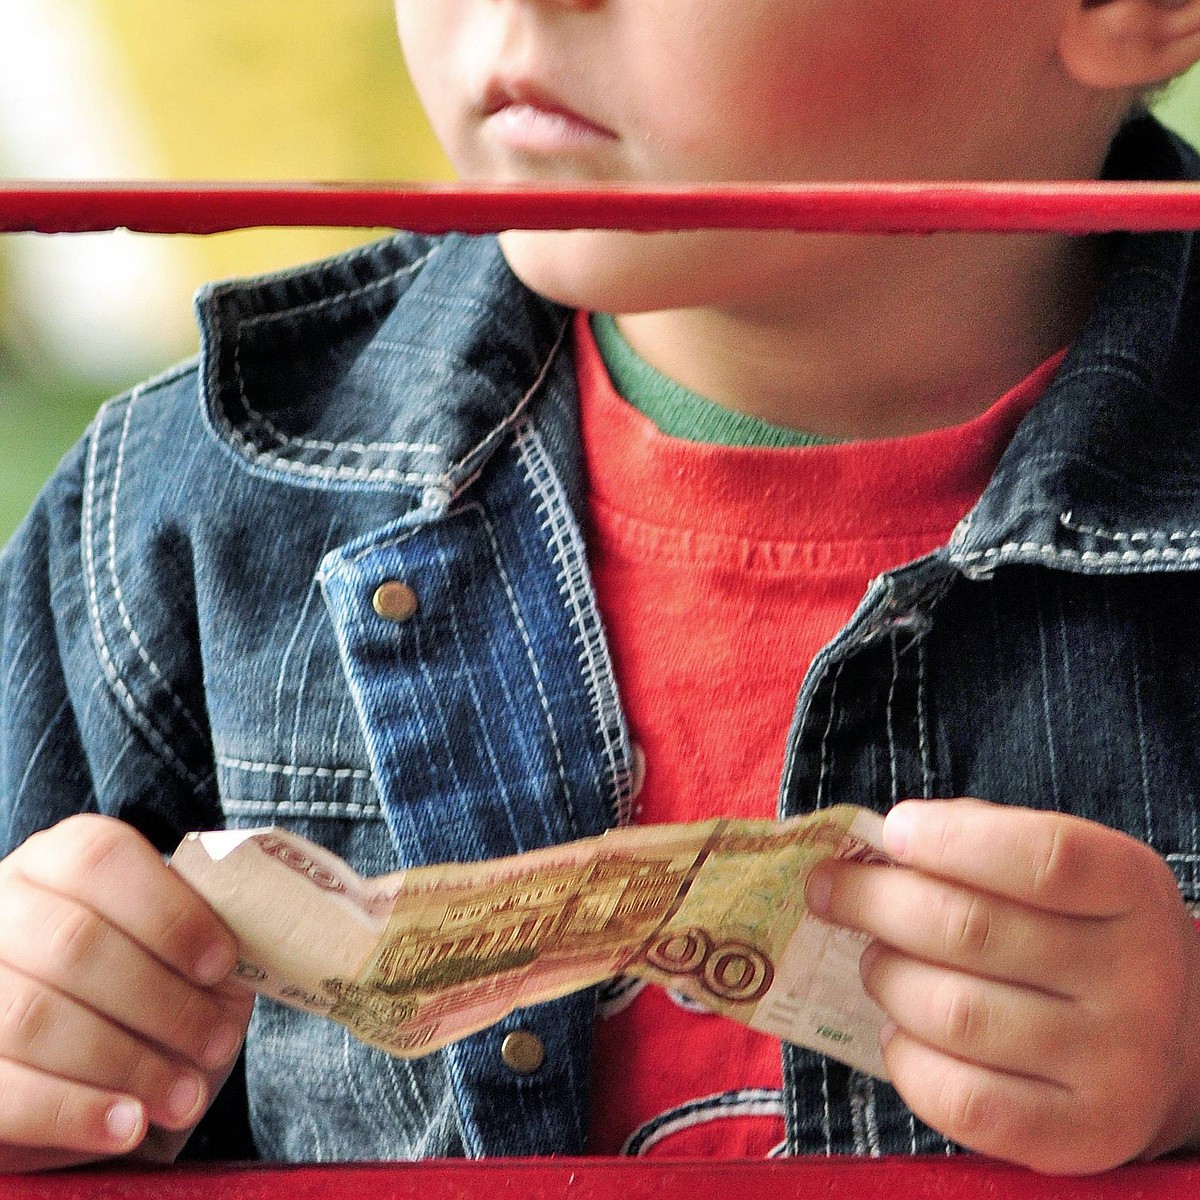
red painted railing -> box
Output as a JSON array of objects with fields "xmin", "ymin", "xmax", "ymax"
[
  {"xmin": 3, "ymin": 1157, "xmax": 1200, "ymax": 1200},
  {"xmin": 3, "ymin": 181, "xmax": 1200, "ymax": 235}
]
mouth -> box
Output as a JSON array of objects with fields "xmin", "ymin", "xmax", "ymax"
[{"xmin": 480, "ymin": 79, "xmax": 618, "ymax": 155}]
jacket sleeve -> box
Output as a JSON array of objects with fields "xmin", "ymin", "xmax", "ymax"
[
  {"xmin": 1, "ymin": 433, "xmax": 104, "ymax": 856},
  {"xmin": 0, "ymin": 398, "xmax": 223, "ymax": 859},
  {"xmin": 0, "ymin": 413, "xmax": 256, "ymax": 1160}
]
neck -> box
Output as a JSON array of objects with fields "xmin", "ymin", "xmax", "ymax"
[{"xmin": 615, "ymin": 232, "xmax": 1105, "ymax": 441}]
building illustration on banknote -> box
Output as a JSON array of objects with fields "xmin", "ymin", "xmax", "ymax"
[
  {"xmin": 323, "ymin": 851, "xmax": 698, "ymax": 1048},
  {"xmin": 173, "ymin": 808, "xmax": 891, "ymax": 1072}
]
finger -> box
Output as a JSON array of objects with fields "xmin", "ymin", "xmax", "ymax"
[
  {"xmin": 810, "ymin": 860, "xmax": 1099, "ymax": 994},
  {"xmin": 882, "ymin": 1028, "xmax": 1134, "ymax": 1175},
  {"xmin": 0, "ymin": 876, "xmax": 247, "ymax": 1072},
  {"xmin": 0, "ymin": 1056, "xmax": 146, "ymax": 1155},
  {"xmin": 5, "ymin": 815, "xmax": 238, "ymax": 985},
  {"xmin": 134, "ymin": 1016, "xmax": 253, "ymax": 1167},
  {"xmin": 861, "ymin": 943, "xmax": 1077, "ymax": 1081},
  {"xmin": 881, "ymin": 800, "xmax": 1170, "ymax": 918},
  {"xmin": 0, "ymin": 962, "xmax": 210, "ymax": 1132}
]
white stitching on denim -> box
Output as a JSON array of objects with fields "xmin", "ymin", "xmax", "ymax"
[
  {"xmin": 217, "ymin": 755, "xmax": 372, "ymax": 780},
  {"xmin": 820, "ymin": 1057, "xmax": 832, "ymax": 1156},
  {"xmin": 218, "ymin": 421, "xmax": 448, "ymax": 486},
  {"xmin": 237, "ymin": 428, "xmax": 442, "ymax": 457},
  {"xmin": 917, "ymin": 639, "xmax": 936, "ymax": 798},
  {"xmin": 230, "ymin": 248, "xmax": 442, "ymax": 457},
  {"xmin": 219, "ymin": 304, "xmax": 567, "ymax": 494},
  {"xmin": 885, "ymin": 637, "xmax": 900, "ymax": 807},
  {"xmin": 127, "ymin": 355, "xmax": 200, "ymax": 397},
  {"xmin": 83, "ymin": 400, "xmax": 206, "ymax": 787},
  {"xmin": 222, "ymin": 798, "xmax": 382, "ymax": 819},
  {"xmin": 515, "ymin": 419, "xmax": 633, "ymax": 828},
  {"xmin": 865, "ymin": 1077, "xmax": 880, "ymax": 1157},
  {"xmin": 816, "ymin": 662, "xmax": 845, "ymax": 809},
  {"xmin": 783, "ymin": 1061, "xmax": 797, "ymax": 1153},
  {"xmin": 205, "ymin": 230, "xmax": 424, "ymax": 300},
  {"xmin": 1059, "ymin": 510, "xmax": 1200, "ymax": 544},
  {"xmin": 342, "ymin": 524, "xmax": 423, "ymax": 566},
  {"xmin": 107, "ymin": 394, "xmax": 207, "ymax": 739},
  {"xmin": 849, "ymin": 1073, "xmax": 881, "ymax": 1157},
  {"xmin": 849, "ymin": 1077, "xmax": 867, "ymax": 1156},
  {"xmin": 954, "ymin": 542, "xmax": 1200, "ymax": 568},
  {"xmin": 326, "ymin": 320, "xmax": 570, "ymax": 557},
  {"xmin": 239, "ymin": 246, "xmax": 438, "ymax": 328},
  {"xmin": 471, "ymin": 502, "xmax": 575, "ymax": 831}
]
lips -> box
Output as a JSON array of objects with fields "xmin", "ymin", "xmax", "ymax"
[{"xmin": 480, "ymin": 79, "xmax": 617, "ymax": 151}]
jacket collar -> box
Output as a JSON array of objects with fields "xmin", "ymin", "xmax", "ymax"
[
  {"xmin": 950, "ymin": 116, "xmax": 1200, "ymax": 577},
  {"xmin": 193, "ymin": 230, "xmax": 571, "ymax": 512}
]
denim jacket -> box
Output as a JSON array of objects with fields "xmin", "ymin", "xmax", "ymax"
[{"xmin": 3, "ymin": 114, "xmax": 1200, "ymax": 1162}]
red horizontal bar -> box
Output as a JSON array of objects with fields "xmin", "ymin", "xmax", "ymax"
[
  {"xmin": 3, "ymin": 181, "xmax": 1200, "ymax": 235},
  {"xmin": 4, "ymin": 1157, "xmax": 1200, "ymax": 1200}
]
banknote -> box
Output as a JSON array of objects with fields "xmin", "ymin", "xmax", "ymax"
[{"xmin": 170, "ymin": 805, "xmax": 893, "ymax": 1077}]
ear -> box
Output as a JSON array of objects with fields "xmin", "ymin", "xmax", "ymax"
[{"xmin": 1059, "ymin": 0, "xmax": 1200, "ymax": 87}]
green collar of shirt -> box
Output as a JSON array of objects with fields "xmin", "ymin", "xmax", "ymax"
[{"xmin": 590, "ymin": 312, "xmax": 836, "ymax": 449}]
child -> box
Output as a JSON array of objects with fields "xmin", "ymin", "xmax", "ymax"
[{"xmin": 3, "ymin": 0, "xmax": 1200, "ymax": 1176}]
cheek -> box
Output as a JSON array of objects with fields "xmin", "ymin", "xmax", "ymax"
[
  {"xmin": 626, "ymin": 15, "xmax": 905, "ymax": 181},
  {"xmin": 393, "ymin": 5, "xmax": 473, "ymax": 169}
]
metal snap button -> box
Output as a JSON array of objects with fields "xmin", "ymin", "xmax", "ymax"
[
  {"xmin": 500, "ymin": 1030, "xmax": 545, "ymax": 1075},
  {"xmin": 372, "ymin": 581, "xmax": 419, "ymax": 623}
]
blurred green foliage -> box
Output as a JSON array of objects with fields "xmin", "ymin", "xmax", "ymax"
[{"xmin": 0, "ymin": 366, "xmax": 114, "ymax": 543}]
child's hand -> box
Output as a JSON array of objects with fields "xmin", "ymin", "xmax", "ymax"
[
  {"xmin": 806, "ymin": 799, "xmax": 1200, "ymax": 1174},
  {"xmin": 0, "ymin": 815, "xmax": 254, "ymax": 1172}
]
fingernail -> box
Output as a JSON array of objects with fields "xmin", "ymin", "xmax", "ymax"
[
  {"xmin": 166, "ymin": 1074, "xmax": 205, "ymax": 1124},
  {"xmin": 879, "ymin": 1020, "xmax": 898, "ymax": 1050},
  {"xmin": 105, "ymin": 1099, "xmax": 144, "ymax": 1146},
  {"xmin": 203, "ymin": 1020, "xmax": 243, "ymax": 1070},
  {"xmin": 858, "ymin": 939, "xmax": 882, "ymax": 978},
  {"xmin": 883, "ymin": 804, "xmax": 916, "ymax": 860},
  {"xmin": 193, "ymin": 944, "xmax": 235, "ymax": 987},
  {"xmin": 806, "ymin": 866, "xmax": 832, "ymax": 917}
]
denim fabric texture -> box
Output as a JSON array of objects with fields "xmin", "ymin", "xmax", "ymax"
[{"xmin": 3, "ymin": 114, "xmax": 1200, "ymax": 1161}]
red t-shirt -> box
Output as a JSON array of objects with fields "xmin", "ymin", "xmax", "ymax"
[{"xmin": 575, "ymin": 311, "xmax": 1063, "ymax": 1157}]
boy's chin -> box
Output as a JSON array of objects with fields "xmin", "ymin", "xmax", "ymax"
[
  {"xmin": 497, "ymin": 227, "xmax": 848, "ymax": 317},
  {"xmin": 498, "ymin": 228, "xmax": 751, "ymax": 315}
]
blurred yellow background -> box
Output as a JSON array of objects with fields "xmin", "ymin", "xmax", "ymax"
[
  {"xmin": 96, "ymin": 0, "xmax": 451, "ymax": 284},
  {"xmin": 2, "ymin": 2, "xmax": 1200, "ymax": 541}
]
